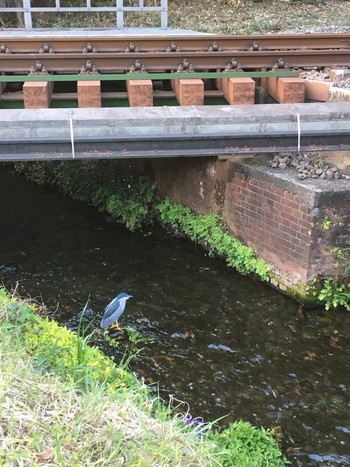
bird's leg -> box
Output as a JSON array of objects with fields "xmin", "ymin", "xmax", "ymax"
[{"xmin": 109, "ymin": 321, "xmax": 122, "ymax": 331}]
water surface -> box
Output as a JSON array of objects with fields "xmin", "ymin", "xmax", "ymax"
[{"xmin": 1, "ymin": 167, "xmax": 349, "ymax": 466}]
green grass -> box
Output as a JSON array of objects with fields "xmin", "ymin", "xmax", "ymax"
[
  {"xmin": 0, "ymin": 288, "xmax": 289, "ymax": 466},
  {"xmin": 0, "ymin": 288, "xmax": 220, "ymax": 466},
  {"xmin": 2, "ymin": 0, "xmax": 350, "ymax": 33}
]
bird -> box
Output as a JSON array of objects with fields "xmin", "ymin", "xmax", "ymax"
[{"xmin": 100, "ymin": 292, "xmax": 133, "ymax": 330}]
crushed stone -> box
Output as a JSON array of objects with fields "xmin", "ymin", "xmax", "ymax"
[{"xmin": 269, "ymin": 153, "xmax": 350, "ymax": 181}]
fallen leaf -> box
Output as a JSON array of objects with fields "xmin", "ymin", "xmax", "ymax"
[
  {"xmin": 304, "ymin": 351, "xmax": 316, "ymax": 361},
  {"xmin": 163, "ymin": 355, "xmax": 174, "ymax": 361},
  {"xmin": 286, "ymin": 446, "xmax": 302, "ymax": 453},
  {"xmin": 36, "ymin": 450, "xmax": 52, "ymax": 462}
]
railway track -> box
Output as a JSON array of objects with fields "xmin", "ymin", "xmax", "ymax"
[
  {"xmin": 0, "ymin": 25, "xmax": 349, "ymax": 159},
  {"xmin": 1, "ymin": 33, "xmax": 350, "ymax": 73},
  {"xmin": 0, "ymin": 104, "xmax": 349, "ymax": 161}
]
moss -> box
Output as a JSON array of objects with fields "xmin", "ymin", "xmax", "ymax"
[{"xmin": 270, "ymin": 274, "xmax": 320, "ymax": 305}]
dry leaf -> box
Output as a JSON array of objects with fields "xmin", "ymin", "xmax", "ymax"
[{"xmin": 36, "ymin": 450, "xmax": 52, "ymax": 462}]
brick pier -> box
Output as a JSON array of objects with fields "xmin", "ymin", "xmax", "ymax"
[{"xmin": 151, "ymin": 155, "xmax": 350, "ymax": 300}]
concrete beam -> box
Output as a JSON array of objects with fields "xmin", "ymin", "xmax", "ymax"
[{"xmin": 0, "ymin": 103, "xmax": 349, "ymax": 160}]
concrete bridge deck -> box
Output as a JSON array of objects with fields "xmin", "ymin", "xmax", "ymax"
[{"xmin": 0, "ymin": 103, "xmax": 349, "ymax": 161}]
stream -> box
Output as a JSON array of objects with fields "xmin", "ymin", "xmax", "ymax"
[{"xmin": 1, "ymin": 166, "xmax": 349, "ymax": 466}]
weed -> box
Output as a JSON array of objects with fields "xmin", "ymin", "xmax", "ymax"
[
  {"xmin": 322, "ymin": 217, "xmax": 332, "ymax": 231},
  {"xmin": 210, "ymin": 420, "xmax": 290, "ymax": 466},
  {"xmin": 315, "ymin": 235, "xmax": 350, "ymax": 312},
  {"xmin": 2, "ymin": 0, "xmax": 350, "ymax": 34},
  {"xmin": 318, "ymin": 277, "xmax": 350, "ymax": 312},
  {"xmin": 14, "ymin": 161, "xmax": 156, "ymax": 232},
  {"xmin": 157, "ymin": 197, "xmax": 271, "ymax": 280}
]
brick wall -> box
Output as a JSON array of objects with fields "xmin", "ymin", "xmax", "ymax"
[
  {"xmin": 224, "ymin": 171, "xmax": 312, "ymax": 287},
  {"xmin": 309, "ymin": 201, "xmax": 350, "ymax": 278},
  {"xmin": 223, "ymin": 160, "xmax": 350, "ymax": 291},
  {"xmin": 149, "ymin": 156, "xmax": 350, "ymax": 297}
]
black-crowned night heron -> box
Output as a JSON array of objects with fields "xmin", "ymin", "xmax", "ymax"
[{"xmin": 100, "ymin": 292, "xmax": 133, "ymax": 329}]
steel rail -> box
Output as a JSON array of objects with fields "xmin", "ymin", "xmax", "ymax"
[
  {"xmin": 1, "ymin": 33, "xmax": 350, "ymax": 53},
  {"xmin": 1, "ymin": 49, "xmax": 349, "ymax": 73},
  {"xmin": 0, "ymin": 130, "xmax": 349, "ymax": 161}
]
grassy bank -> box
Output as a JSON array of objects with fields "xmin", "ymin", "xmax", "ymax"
[
  {"xmin": 2, "ymin": 0, "xmax": 350, "ymax": 34},
  {"xmin": 0, "ymin": 288, "xmax": 288, "ymax": 466}
]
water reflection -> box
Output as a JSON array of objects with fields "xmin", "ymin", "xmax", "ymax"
[{"xmin": 0, "ymin": 167, "xmax": 349, "ymax": 466}]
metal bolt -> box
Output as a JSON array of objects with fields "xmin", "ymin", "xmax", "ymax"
[
  {"xmin": 209, "ymin": 42, "xmax": 221, "ymax": 52},
  {"xmin": 126, "ymin": 43, "xmax": 136, "ymax": 53},
  {"xmin": 166, "ymin": 42, "xmax": 179, "ymax": 52},
  {"xmin": 0, "ymin": 43, "xmax": 9, "ymax": 54},
  {"xmin": 35, "ymin": 61, "xmax": 43, "ymax": 72}
]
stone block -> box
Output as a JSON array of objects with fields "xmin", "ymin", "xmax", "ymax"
[
  {"xmin": 327, "ymin": 67, "xmax": 350, "ymax": 84},
  {"xmin": 77, "ymin": 80, "xmax": 101, "ymax": 108},
  {"xmin": 23, "ymin": 81, "xmax": 52, "ymax": 109},
  {"xmin": 276, "ymin": 77, "xmax": 305, "ymax": 103},
  {"xmin": 261, "ymin": 77, "xmax": 305, "ymax": 103},
  {"xmin": 0, "ymin": 82, "xmax": 5, "ymax": 97},
  {"xmin": 220, "ymin": 77, "xmax": 255, "ymax": 105},
  {"xmin": 127, "ymin": 79, "xmax": 153, "ymax": 107},
  {"xmin": 175, "ymin": 79, "xmax": 204, "ymax": 106},
  {"xmin": 304, "ymin": 80, "xmax": 331, "ymax": 102}
]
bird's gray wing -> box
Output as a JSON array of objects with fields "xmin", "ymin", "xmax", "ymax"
[{"xmin": 102, "ymin": 297, "xmax": 120, "ymax": 319}]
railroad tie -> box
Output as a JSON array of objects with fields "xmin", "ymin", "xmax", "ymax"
[
  {"xmin": 77, "ymin": 80, "xmax": 102, "ymax": 108},
  {"xmin": 171, "ymin": 78, "xmax": 204, "ymax": 106},
  {"xmin": 216, "ymin": 77, "xmax": 255, "ymax": 105},
  {"xmin": 261, "ymin": 77, "xmax": 305, "ymax": 104},
  {"xmin": 23, "ymin": 81, "xmax": 52, "ymax": 109},
  {"xmin": 304, "ymin": 80, "xmax": 332, "ymax": 102},
  {"xmin": 126, "ymin": 79, "xmax": 153, "ymax": 107}
]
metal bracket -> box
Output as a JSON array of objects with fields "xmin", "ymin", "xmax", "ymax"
[
  {"xmin": 39, "ymin": 43, "xmax": 54, "ymax": 54},
  {"xmin": 83, "ymin": 43, "xmax": 97, "ymax": 53},
  {"xmin": 80, "ymin": 60, "xmax": 98, "ymax": 74},
  {"xmin": 125, "ymin": 43, "xmax": 139, "ymax": 53},
  {"xmin": 166, "ymin": 42, "xmax": 179, "ymax": 52},
  {"xmin": 208, "ymin": 42, "xmax": 222, "ymax": 52}
]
